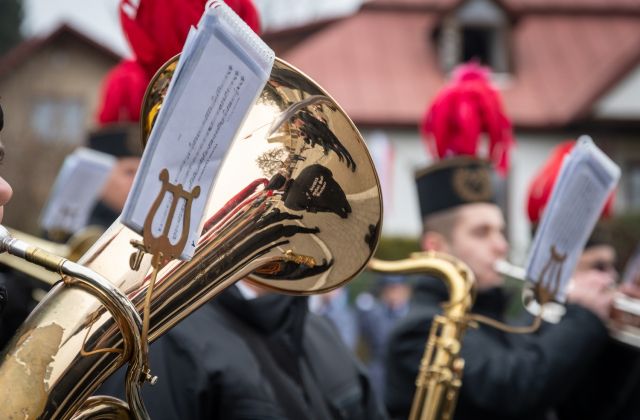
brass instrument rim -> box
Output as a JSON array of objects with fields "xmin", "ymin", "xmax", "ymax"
[{"xmin": 141, "ymin": 54, "xmax": 384, "ymax": 295}]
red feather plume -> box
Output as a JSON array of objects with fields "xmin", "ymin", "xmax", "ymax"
[
  {"xmin": 120, "ymin": 0, "xmax": 261, "ymax": 79},
  {"xmin": 527, "ymin": 140, "xmax": 615, "ymax": 224},
  {"xmin": 96, "ymin": 59, "xmax": 148, "ymax": 125},
  {"xmin": 421, "ymin": 62, "xmax": 514, "ymax": 176},
  {"xmin": 97, "ymin": 0, "xmax": 261, "ymax": 127}
]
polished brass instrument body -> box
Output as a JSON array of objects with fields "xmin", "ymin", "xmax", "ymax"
[
  {"xmin": 0, "ymin": 57, "xmax": 382, "ymax": 419},
  {"xmin": 369, "ymin": 252, "xmax": 475, "ymax": 420}
]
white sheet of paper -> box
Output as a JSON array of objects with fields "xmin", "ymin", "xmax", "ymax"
[
  {"xmin": 524, "ymin": 136, "xmax": 620, "ymax": 302},
  {"xmin": 121, "ymin": 2, "xmax": 274, "ymax": 260},
  {"xmin": 40, "ymin": 148, "xmax": 115, "ymax": 234}
]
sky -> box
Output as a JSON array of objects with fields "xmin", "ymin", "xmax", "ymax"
[
  {"xmin": 22, "ymin": 0, "xmax": 130, "ymax": 56},
  {"xmin": 21, "ymin": 0, "xmax": 365, "ymax": 58}
]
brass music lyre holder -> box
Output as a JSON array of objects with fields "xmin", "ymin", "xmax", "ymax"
[
  {"xmin": 535, "ymin": 245, "xmax": 567, "ymax": 305},
  {"xmin": 128, "ymin": 168, "xmax": 201, "ymax": 384},
  {"xmin": 130, "ymin": 168, "xmax": 201, "ymax": 271}
]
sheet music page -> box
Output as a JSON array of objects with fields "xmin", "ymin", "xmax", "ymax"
[
  {"xmin": 121, "ymin": 1, "xmax": 275, "ymax": 259},
  {"xmin": 40, "ymin": 148, "xmax": 115, "ymax": 234},
  {"xmin": 524, "ymin": 136, "xmax": 620, "ymax": 302}
]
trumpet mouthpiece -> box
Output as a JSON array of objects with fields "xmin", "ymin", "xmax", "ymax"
[
  {"xmin": 0, "ymin": 225, "xmax": 10, "ymax": 239},
  {"xmin": 0, "ymin": 225, "xmax": 12, "ymax": 251},
  {"xmin": 495, "ymin": 260, "xmax": 526, "ymax": 281}
]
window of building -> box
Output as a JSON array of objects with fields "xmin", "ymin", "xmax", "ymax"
[
  {"xmin": 436, "ymin": 0, "xmax": 510, "ymax": 73},
  {"xmin": 31, "ymin": 97, "xmax": 86, "ymax": 144},
  {"xmin": 462, "ymin": 27, "xmax": 494, "ymax": 65}
]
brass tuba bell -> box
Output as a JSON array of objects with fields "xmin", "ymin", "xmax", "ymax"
[{"xmin": 0, "ymin": 57, "xmax": 382, "ymax": 419}]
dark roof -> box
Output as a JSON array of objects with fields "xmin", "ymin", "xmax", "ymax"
[
  {"xmin": 263, "ymin": 17, "xmax": 343, "ymax": 56},
  {"xmin": 0, "ymin": 23, "xmax": 122, "ymax": 81},
  {"xmin": 282, "ymin": 0, "xmax": 640, "ymax": 128}
]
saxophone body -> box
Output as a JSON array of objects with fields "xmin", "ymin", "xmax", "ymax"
[
  {"xmin": 0, "ymin": 58, "xmax": 383, "ymax": 419},
  {"xmin": 369, "ymin": 252, "xmax": 475, "ymax": 420}
]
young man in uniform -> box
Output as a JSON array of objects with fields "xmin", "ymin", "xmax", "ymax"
[
  {"xmin": 385, "ymin": 65, "xmax": 614, "ymax": 420},
  {"xmin": 527, "ymin": 141, "xmax": 640, "ymax": 420}
]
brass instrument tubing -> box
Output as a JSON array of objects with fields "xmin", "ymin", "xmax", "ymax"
[
  {"xmin": 467, "ymin": 312, "xmax": 543, "ymax": 334},
  {"xmin": 140, "ymin": 256, "xmax": 163, "ymax": 374},
  {"xmin": 0, "ymin": 226, "xmax": 151, "ymax": 420}
]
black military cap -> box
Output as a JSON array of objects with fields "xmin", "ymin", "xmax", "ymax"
[
  {"xmin": 87, "ymin": 124, "xmax": 142, "ymax": 158},
  {"xmin": 415, "ymin": 156, "xmax": 496, "ymax": 219}
]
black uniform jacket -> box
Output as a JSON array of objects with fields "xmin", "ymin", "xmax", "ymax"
[
  {"xmin": 385, "ymin": 278, "xmax": 611, "ymax": 420},
  {"xmin": 101, "ymin": 286, "xmax": 387, "ymax": 420}
]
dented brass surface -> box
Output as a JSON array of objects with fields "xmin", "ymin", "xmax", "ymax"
[{"xmin": 0, "ymin": 323, "xmax": 64, "ymax": 419}]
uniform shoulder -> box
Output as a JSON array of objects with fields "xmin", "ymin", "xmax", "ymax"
[
  {"xmin": 389, "ymin": 302, "xmax": 438, "ymax": 343},
  {"xmin": 163, "ymin": 303, "xmax": 254, "ymax": 360}
]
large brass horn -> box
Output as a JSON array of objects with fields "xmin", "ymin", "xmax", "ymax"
[{"xmin": 0, "ymin": 57, "xmax": 382, "ymax": 419}]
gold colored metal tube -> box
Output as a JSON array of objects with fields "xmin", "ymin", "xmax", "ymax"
[{"xmin": 368, "ymin": 252, "xmax": 475, "ymax": 420}]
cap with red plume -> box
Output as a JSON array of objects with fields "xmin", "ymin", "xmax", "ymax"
[
  {"xmin": 93, "ymin": 0, "xmax": 261, "ymax": 156},
  {"xmin": 421, "ymin": 62, "xmax": 514, "ymax": 176},
  {"xmin": 96, "ymin": 59, "xmax": 147, "ymax": 126},
  {"xmin": 120, "ymin": 0, "xmax": 261, "ymax": 79},
  {"xmin": 526, "ymin": 140, "xmax": 615, "ymax": 247},
  {"xmin": 416, "ymin": 63, "xmax": 514, "ymax": 219},
  {"xmin": 527, "ymin": 140, "xmax": 615, "ymax": 225},
  {"xmin": 89, "ymin": 59, "xmax": 147, "ymax": 157}
]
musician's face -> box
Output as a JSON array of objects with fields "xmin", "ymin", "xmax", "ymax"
[
  {"xmin": 445, "ymin": 203, "xmax": 508, "ymax": 290},
  {"xmin": 100, "ymin": 157, "xmax": 140, "ymax": 212},
  {"xmin": 575, "ymin": 245, "xmax": 617, "ymax": 279}
]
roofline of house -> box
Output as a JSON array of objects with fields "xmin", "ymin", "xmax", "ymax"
[
  {"xmin": 354, "ymin": 120, "xmax": 418, "ymax": 130},
  {"xmin": 363, "ymin": 1, "xmax": 450, "ymax": 13},
  {"xmin": 0, "ymin": 23, "xmax": 123, "ymax": 81},
  {"xmin": 262, "ymin": 17, "xmax": 345, "ymax": 40},
  {"xmin": 518, "ymin": 7, "xmax": 640, "ymax": 17},
  {"xmin": 352, "ymin": 118, "xmax": 570, "ymax": 130},
  {"xmin": 567, "ymin": 119, "xmax": 640, "ymax": 134},
  {"xmin": 575, "ymin": 49, "xmax": 640, "ymax": 122},
  {"xmin": 353, "ymin": 118, "xmax": 640, "ymax": 133},
  {"xmin": 364, "ymin": 0, "xmax": 640, "ymax": 16}
]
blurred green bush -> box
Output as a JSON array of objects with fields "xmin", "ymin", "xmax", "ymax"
[{"xmin": 347, "ymin": 236, "xmax": 421, "ymax": 300}]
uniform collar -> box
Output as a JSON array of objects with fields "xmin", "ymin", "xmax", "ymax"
[
  {"xmin": 216, "ymin": 285, "xmax": 308, "ymax": 341},
  {"xmin": 413, "ymin": 276, "xmax": 509, "ymax": 319}
]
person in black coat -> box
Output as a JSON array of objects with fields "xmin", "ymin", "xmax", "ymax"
[
  {"xmin": 100, "ymin": 282, "xmax": 388, "ymax": 420},
  {"xmin": 85, "ymin": 124, "xmax": 141, "ymax": 229},
  {"xmin": 385, "ymin": 63, "xmax": 624, "ymax": 420},
  {"xmin": 384, "ymin": 167, "xmax": 613, "ymax": 419},
  {"xmin": 0, "ymin": 103, "xmax": 17, "ymax": 341},
  {"xmin": 529, "ymin": 143, "xmax": 640, "ymax": 420},
  {"xmin": 0, "ymin": 108, "xmax": 6, "ymax": 310},
  {"xmin": 386, "ymin": 270, "xmax": 610, "ymax": 420},
  {"xmin": 385, "ymin": 133, "xmax": 632, "ymax": 419}
]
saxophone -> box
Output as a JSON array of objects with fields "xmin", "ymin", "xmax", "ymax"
[
  {"xmin": 0, "ymin": 57, "xmax": 383, "ymax": 419},
  {"xmin": 369, "ymin": 252, "xmax": 476, "ymax": 420}
]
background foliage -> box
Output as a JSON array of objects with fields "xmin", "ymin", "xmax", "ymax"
[
  {"xmin": 348, "ymin": 236, "xmax": 421, "ymax": 299},
  {"xmin": 0, "ymin": 0, "xmax": 23, "ymax": 56}
]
